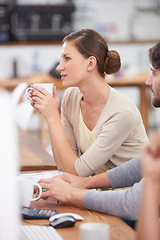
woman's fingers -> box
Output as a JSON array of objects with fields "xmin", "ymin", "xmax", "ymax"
[
  {"xmin": 39, "ymin": 182, "xmax": 50, "ymax": 189},
  {"xmin": 30, "ymin": 85, "xmax": 50, "ymax": 96},
  {"xmin": 53, "ymin": 86, "xmax": 58, "ymax": 99}
]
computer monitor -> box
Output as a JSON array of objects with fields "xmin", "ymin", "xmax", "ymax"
[{"xmin": 0, "ymin": 89, "xmax": 20, "ymax": 240}]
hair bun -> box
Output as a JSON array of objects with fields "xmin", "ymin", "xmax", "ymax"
[{"xmin": 104, "ymin": 50, "xmax": 121, "ymax": 75}]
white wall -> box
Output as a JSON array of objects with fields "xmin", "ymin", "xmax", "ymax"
[
  {"xmin": 0, "ymin": 45, "xmax": 62, "ymax": 79},
  {"xmin": 73, "ymin": 0, "xmax": 160, "ymax": 41},
  {"xmin": 0, "ymin": 42, "xmax": 154, "ymax": 79}
]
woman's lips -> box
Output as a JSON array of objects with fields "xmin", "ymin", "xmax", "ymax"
[{"xmin": 61, "ymin": 74, "xmax": 67, "ymax": 80}]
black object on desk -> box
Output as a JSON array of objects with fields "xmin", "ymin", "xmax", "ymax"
[
  {"xmin": 21, "ymin": 206, "xmax": 58, "ymax": 219},
  {"xmin": 50, "ymin": 215, "xmax": 76, "ymax": 228}
]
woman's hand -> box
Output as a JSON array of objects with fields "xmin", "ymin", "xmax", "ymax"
[
  {"xmin": 54, "ymin": 172, "xmax": 88, "ymax": 189},
  {"xmin": 29, "ymin": 85, "xmax": 60, "ymax": 122}
]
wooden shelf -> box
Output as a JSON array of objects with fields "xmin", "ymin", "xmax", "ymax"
[
  {"xmin": 0, "ymin": 41, "xmax": 62, "ymax": 46},
  {"xmin": 0, "ymin": 73, "xmax": 65, "ymax": 91}
]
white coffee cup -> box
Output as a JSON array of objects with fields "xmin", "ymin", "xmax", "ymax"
[
  {"xmin": 16, "ymin": 176, "xmax": 42, "ymax": 208},
  {"xmin": 79, "ymin": 222, "xmax": 110, "ymax": 240},
  {"xmin": 25, "ymin": 83, "xmax": 54, "ymax": 103}
]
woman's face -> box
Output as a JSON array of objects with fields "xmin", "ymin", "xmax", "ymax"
[{"xmin": 56, "ymin": 41, "xmax": 89, "ymax": 88}]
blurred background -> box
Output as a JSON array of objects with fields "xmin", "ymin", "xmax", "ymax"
[{"xmin": 0, "ymin": 0, "xmax": 160, "ymax": 142}]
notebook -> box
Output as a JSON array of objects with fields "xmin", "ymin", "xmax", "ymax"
[{"xmin": 20, "ymin": 170, "xmax": 63, "ymax": 182}]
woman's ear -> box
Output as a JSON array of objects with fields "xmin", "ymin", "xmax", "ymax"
[{"xmin": 87, "ymin": 56, "xmax": 97, "ymax": 71}]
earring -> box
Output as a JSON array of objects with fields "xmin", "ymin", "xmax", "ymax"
[{"xmin": 88, "ymin": 67, "xmax": 90, "ymax": 71}]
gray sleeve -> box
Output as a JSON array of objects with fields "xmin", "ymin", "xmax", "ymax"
[
  {"xmin": 83, "ymin": 179, "xmax": 143, "ymax": 221},
  {"xmin": 107, "ymin": 156, "xmax": 141, "ymax": 188}
]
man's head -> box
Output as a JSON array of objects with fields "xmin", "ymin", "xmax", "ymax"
[{"xmin": 146, "ymin": 42, "xmax": 160, "ymax": 107}]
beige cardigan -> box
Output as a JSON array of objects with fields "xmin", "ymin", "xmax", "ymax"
[{"xmin": 61, "ymin": 86, "xmax": 148, "ymax": 177}]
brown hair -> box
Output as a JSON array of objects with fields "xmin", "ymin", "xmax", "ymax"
[
  {"xmin": 63, "ymin": 29, "xmax": 121, "ymax": 77},
  {"xmin": 149, "ymin": 42, "xmax": 160, "ymax": 69}
]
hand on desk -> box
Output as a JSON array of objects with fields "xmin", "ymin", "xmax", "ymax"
[
  {"xmin": 38, "ymin": 176, "xmax": 87, "ymax": 206},
  {"xmin": 53, "ymin": 172, "xmax": 88, "ymax": 189}
]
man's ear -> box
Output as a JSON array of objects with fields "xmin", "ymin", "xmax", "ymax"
[{"xmin": 87, "ymin": 56, "xmax": 97, "ymax": 71}]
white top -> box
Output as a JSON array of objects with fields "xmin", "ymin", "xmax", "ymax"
[{"xmin": 79, "ymin": 109, "xmax": 96, "ymax": 154}]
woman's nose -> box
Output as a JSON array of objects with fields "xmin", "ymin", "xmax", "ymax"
[{"xmin": 56, "ymin": 62, "xmax": 63, "ymax": 72}]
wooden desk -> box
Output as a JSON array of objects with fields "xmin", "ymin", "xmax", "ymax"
[
  {"xmin": 23, "ymin": 199, "xmax": 136, "ymax": 240},
  {"xmin": 19, "ymin": 128, "xmax": 57, "ymax": 171}
]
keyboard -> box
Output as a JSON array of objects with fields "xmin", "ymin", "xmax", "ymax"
[{"xmin": 19, "ymin": 225, "xmax": 64, "ymax": 240}]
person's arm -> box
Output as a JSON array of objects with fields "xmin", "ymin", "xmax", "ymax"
[
  {"xmin": 60, "ymin": 88, "xmax": 79, "ymax": 156},
  {"xmin": 38, "ymin": 177, "xmax": 87, "ymax": 206},
  {"xmin": 61, "ymin": 87, "xmax": 145, "ymax": 177},
  {"xmin": 30, "ymin": 85, "xmax": 78, "ymax": 174},
  {"xmin": 108, "ymin": 156, "xmax": 141, "ymax": 188},
  {"xmin": 38, "ymin": 175, "xmax": 143, "ymax": 220},
  {"xmin": 31, "ymin": 86, "xmax": 142, "ymax": 177},
  {"xmin": 38, "ymin": 156, "xmax": 143, "ymax": 220},
  {"xmin": 83, "ymin": 180, "xmax": 143, "ymax": 220},
  {"xmin": 61, "ymin": 157, "xmax": 143, "ymax": 220},
  {"xmin": 57, "ymin": 156, "xmax": 141, "ymax": 190},
  {"xmin": 136, "ymin": 134, "xmax": 160, "ymax": 240},
  {"xmin": 75, "ymin": 110, "xmax": 142, "ymax": 177},
  {"xmin": 57, "ymin": 171, "xmax": 111, "ymax": 189}
]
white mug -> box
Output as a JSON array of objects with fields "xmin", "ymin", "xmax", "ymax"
[
  {"xmin": 79, "ymin": 222, "xmax": 110, "ymax": 240},
  {"xmin": 25, "ymin": 83, "xmax": 54, "ymax": 104},
  {"xmin": 16, "ymin": 176, "xmax": 42, "ymax": 208}
]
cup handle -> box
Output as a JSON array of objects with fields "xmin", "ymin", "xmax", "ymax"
[
  {"xmin": 25, "ymin": 87, "xmax": 34, "ymax": 101},
  {"xmin": 31, "ymin": 182, "xmax": 42, "ymax": 201}
]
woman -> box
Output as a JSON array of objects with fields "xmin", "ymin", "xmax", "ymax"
[{"xmin": 30, "ymin": 29, "xmax": 147, "ymax": 176}]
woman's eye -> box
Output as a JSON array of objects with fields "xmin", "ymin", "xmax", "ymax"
[{"xmin": 66, "ymin": 57, "xmax": 70, "ymax": 61}]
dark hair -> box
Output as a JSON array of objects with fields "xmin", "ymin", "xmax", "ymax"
[
  {"xmin": 149, "ymin": 42, "xmax": 160, "ymax": 69},
  {"xmin": 63, "ymin": 29, "xmax": 121, "ymax": 77}
]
